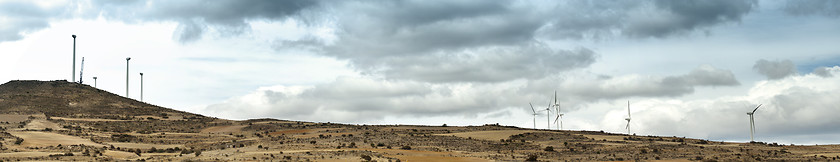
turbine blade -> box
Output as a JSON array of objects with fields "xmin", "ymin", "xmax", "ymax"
[
  {"xmin": 626, "ymin": 122, "xmax": 630, "ymax": 129},
  {"xmin": 554, "ymin": 90, "xmax": 557, "ymax": 105},
  {"xmin": 752, "ymin": 104, "xmax": 762, "ymax": 113},
  {"xmin": 554, "ymin": 115, "xmax": 560, "ymax": 123},
  {"xmin": 547, "ymin": 99, "xmax": 551, "ymax": 109},
  {"xmin": 530, "ymin": 103, "xmax": 535, "ymax": 114},
  {"xmin": 627, "ymin": 101, "xmax": 631, "ymax": 118}
]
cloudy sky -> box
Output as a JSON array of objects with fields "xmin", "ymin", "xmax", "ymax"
[{"xmin": 2, "ymin": 0, "xmax": 840, "ymax": 144}]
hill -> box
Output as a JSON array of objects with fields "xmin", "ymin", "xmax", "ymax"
[
  {"xmin": 0, "ymin": 80, "xmax": 204, "ymax": 119},
  {"xmin": 0, "ymin": 80, "xmax": 839, "ymax": 161}
]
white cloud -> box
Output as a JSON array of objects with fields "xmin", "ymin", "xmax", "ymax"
[
  {"xmin": 199, "ymin": 65, "xmax": 742, "ymax": 127},
  {"xmin": 606, "ymin": 66, "xmax": 840, "ymax": 143}
]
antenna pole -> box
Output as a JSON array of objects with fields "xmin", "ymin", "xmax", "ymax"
[
  {"xmin": 72, "ymin": 35, "xmax": 76, "ymax": 82},
  {"xmin": 126, "ymin": 57, "xmax": 131, "ymax": 97}
]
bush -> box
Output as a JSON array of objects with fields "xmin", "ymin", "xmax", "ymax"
[
  {"xmin": 544, "ymin": 146, "xmax": 554, "ymax": 152},
  {"xmin": 360, "ymin": 155, "xmax": 372, "ymax": 161},
  {"xmin": 194, "ymin": 150, "xmax": 201, "ymax": 156},
  {"xmin": 400, "ymin": 146, "xmax": 412, "ymax": 150},
  {"xmin": 525, "ymin": 155, "xmax": 538, "ymax": 161}
]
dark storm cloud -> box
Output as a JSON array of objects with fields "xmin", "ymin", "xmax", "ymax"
[
  {"xmin": 0, "ymin": 1, "xmax": 69, "ymax": 42},
  {"xmin": 627, "ymin": 0, "xmax": 757, "ymax": 37},
  {"xmin": 89, "ymin": 0, "xmax": 320, "ymax": 43},
  {"xmin": 541, "ymin": 0, "xmax": 757, "ymax": 39},
  {"xmin": 282, "ymin": 0, "xmax": 756, "ymax": 82},
  {"xmin": 753, "ymin": 59, "xmax": 798, "ymax": 80},
  {"xmin": 784, "ymin": 0, "xmax": 840, "ymax": 17}
]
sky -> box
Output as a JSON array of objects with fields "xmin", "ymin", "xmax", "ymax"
[{"xmin": 1, "ymin": 0, "xmax": 840, "ymax": 144}]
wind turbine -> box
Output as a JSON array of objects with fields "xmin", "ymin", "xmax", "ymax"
[
  {"xmin": 747, "ymin": 104, "xmax": 762, "ymax": 142},
  {"xmin": 545, "ymin": 99, "xmax": 551, "ymax": 130},
  {"xmin": 92, "ymin": 77, "xmax": 97, "ymax": 88},
  {"xmin": 625, "ymin": 101, "xmax": 631, "ymax": 135},
  {"xmin": 552, "ymin": 91, "xmax": 563, "ymax": 130},
  {"xmin": 530, "ymin": 103, "xmax": 539, "ymax": 129}
]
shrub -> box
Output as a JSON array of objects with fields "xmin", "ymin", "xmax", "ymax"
[
  {"xmin": 360, "ymin": 155, "xmax": 372, "ymax": 161},
  {"xmin": 400, "ymin": 146, "xmax": 411, "ymax": 150},
  {"xmin": 544, "ymin": 146, "xmax": 554, "ymax": 152},
  {"xmin": 525, "ymin": 155, "xmax": 538, "ymax": 161}
]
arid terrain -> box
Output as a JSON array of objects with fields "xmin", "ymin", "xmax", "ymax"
[{"xmin": 1, "ymin": 80, "xmax": 839, "ymax": 161}]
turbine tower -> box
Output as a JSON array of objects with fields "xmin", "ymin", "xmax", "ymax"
[
  {"xmin": 529, "ymin": 103, "xmax": 539, "ymax": 129},
  {"xmin": 71, "ymin": 35, "xmax": 76, "ymax": 82},
  {"xmin": 625, "ymin": 101, "xmax": 631, "ymax": 135},
  {"xmin": 139, "ymin": 72, "xmax": 144, "ymax": 102},
  {"xmin": 545, "ymin": 99, "xmax": 551, "ymax": 130},
  {"xmin": 747, "ymin": 104, "xmax": 762, "ymax": 142},
  {"xmin": 93, "ymin": 77, "xmax": 98, "ymax": 88},
  {"xmin": 125, "ymin": 57, "xmax": 131, "ymax": 97},
  {"xmin": 553, "ymin": 91, "xmax": 563, "ymax": 130}
]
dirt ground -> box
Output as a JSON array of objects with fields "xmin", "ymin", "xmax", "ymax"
[
  {"xmin": 437, "ymin": 130, "xmax": 534, "ymax": 141},
  {"xmin": 201, "ymin": 125, "xmax": 247, "ymax": 133},
  {"xmin": 21, "ymin": 119, "xmax": 66, "ymax": 131},
  {"xmin": 7, "ymin": 131, "xmax": 104, "ymax": 147},
  {"xmin": 0, "ymin": 114, "xmax": 32, "ymax": 123},
  {"xmin": 106, "ymin": 142, "xmax": 183, "ymax": 149},
  {"xmin": 2, "ymin": 115, "xmax": 840, "ymax": 161}
]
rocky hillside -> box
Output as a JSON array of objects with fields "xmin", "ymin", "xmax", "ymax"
[{"xmin": 0, "ymin": 80, "xmax": 205, "ymax": 119}]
